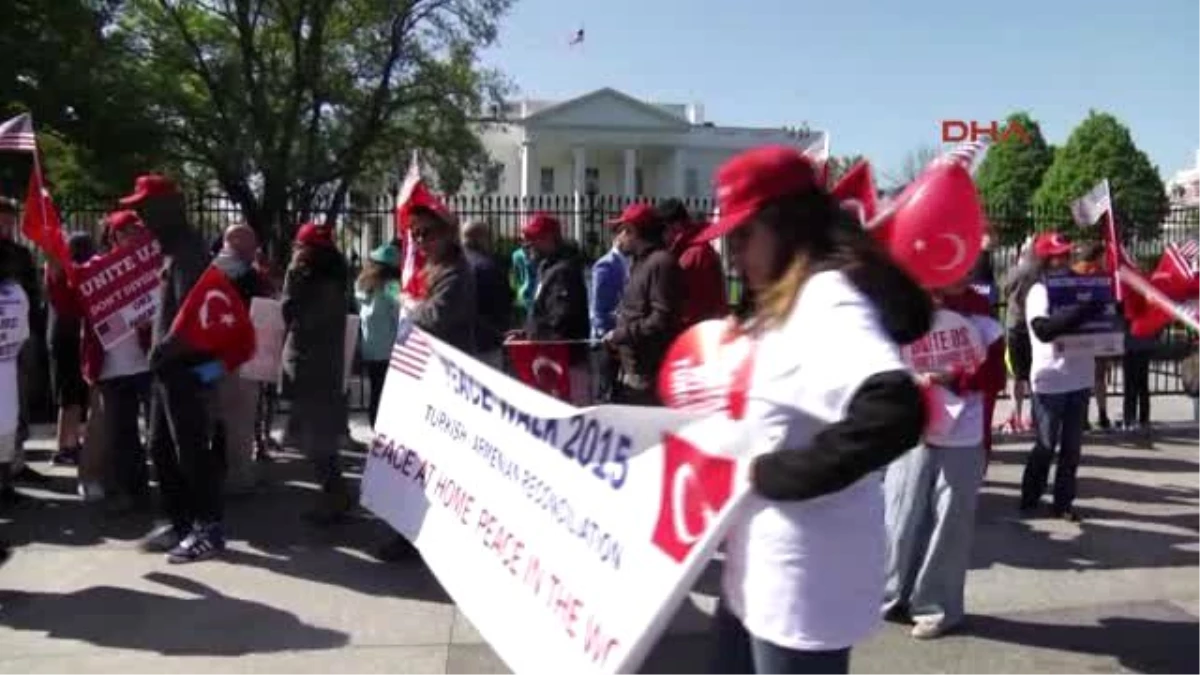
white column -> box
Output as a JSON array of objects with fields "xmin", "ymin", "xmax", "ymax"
[
  {"xmin": 670, "ymin": 148, "xmax": 686, "ymax": 197},
  {"xmin": 572, "ymin": 146, "xmax": 587, "ymax": 242},
  {"xmin": 519, "ymin": 140, "xmax": 536, "ymax": 202},
  {"xmin": 623, "ymin": 148, "xmax": 638, "ymax": 197}
]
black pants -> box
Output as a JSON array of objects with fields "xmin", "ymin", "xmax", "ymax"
[
  {"xmin": 1122, "ymin": 350, "xmax": 1152, "ymax": 426},
  {"xmin": 613, "ymin": 385, "xmax": 660, "ymax": 407},
  {"xmin": 365, "ymin": 360, "xmax": 389, "ymax": 427},
  {"xmin": 148, "ymin": 369, "xmax": 221, "ymax": 528},
  {"xmin": 255, "ymin": 383, "xmax": 278, "ymax": 448},
  {"xmin": 101, "ymin": 373, "xmax": 151, "ymax": 500},
  {"xmin": 592, "ymin": 348, "xmax": 621, "ymax": 403}
]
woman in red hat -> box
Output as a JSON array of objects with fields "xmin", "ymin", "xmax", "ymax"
[
  {"xmin": 1018, "ymin": 232, "xmax": 1105, "ymax": 521},
  {"xmin": 695, "ymin": 146, "xmax": 931, "ymax": 673}
]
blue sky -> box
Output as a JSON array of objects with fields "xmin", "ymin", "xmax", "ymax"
[{"xmin": 481, "ymin": 0, "xmax": 1198, "ymax": 184}]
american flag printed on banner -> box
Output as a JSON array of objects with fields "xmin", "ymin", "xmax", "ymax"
[
  {"xmin": 0, "ymin": 114, "xmax": 37, "ymax": 152},
  {"xmin": 390, "ymin": 318, "xmax": 433, "ymax": 380}
]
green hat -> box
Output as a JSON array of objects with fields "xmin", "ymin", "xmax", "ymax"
[{"xmin": 369, "ymin": 243, "xmax": 400, "ymax": 269}]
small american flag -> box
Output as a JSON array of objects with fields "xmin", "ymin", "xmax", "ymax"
[
  {"xmin": 1166, "ymin": 240, "xmax": 1199, "ymax": 278},
  {"xmin": 0, "ymin": 113, "xmax": 37, "ymax": 152},
  {"xmin": 1070, "ymin": 180, "xmax": 1113, "ymax": 227},
  {"xmin": 938, "ymin": 138, "xmax": 991, "ymax": 176},
  {"xmin": 390, "ymin": 320, "xmax": 433, "ymax": 380}
]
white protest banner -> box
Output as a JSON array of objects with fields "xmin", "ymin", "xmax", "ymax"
[
  {"xmin": 239, "ymin": 298, "xmax": 286, "ymax": 382},
  {"xmin": 901, "ymin": 309, "xmax": 989, "ymax": 439},
  {"xmin": 361, "ymin": 316, "xmax": 757, "ymax": 674},
  {"xmin": 0, "ymin": 284, "xmax": 29, "ymax": 361},
  {"xmin": 75, "ymin": 233, "xmax": 162, "ymax": 349},
  {"xmin": 343, "ymin": 315, "xmax": 360, "ymax": 390}
]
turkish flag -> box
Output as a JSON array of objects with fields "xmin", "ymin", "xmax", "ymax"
[
  {"xmin": 170, "ymin": 266, "xmax": 256, "ymax": 371},
  {"xmin": 651, "ymin": 433, "xmax": 736, "ymax": 563},
  {"xmin": 830, "ymin": 160, "xmax": 878, "ymax": 227},
  {"xmin": 22, "ymin": 161, "xmax": 69, "ymax": 268},
  {"xmin": 507, "ymin": 341, "xmax": 572, "ymax": 402},
  {"xmin": 395, "ymin": 153, "xmax": 453, "ymax": 300}
]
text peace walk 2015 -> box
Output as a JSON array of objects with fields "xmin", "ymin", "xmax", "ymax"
[
  {"xmin": 369, "ymin": 433, "xmax": 622, "ymax": 667},
  {"xmin": 420, "ymin": 403, "xmax": 625, "ymax": 570},
  {"xmin": 436, "ymin": 354, "xmax": 634, "ymax": 490}
]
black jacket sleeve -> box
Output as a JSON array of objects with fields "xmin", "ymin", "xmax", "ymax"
[
  {"xmin": 1030, "ymin": 301, "xmax": 1102, "ymax": 343},
  {"xmin": 751, "ymin": 370, "xmax": 925, "ymax": 501}
]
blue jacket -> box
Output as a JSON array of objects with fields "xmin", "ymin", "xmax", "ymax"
[
  {"xmin": 590, "ymin": 246, "xmax": 628, "ymax": 339},
  {"xmin": 356, "ymin": 283, "xmax": 400, "ymax": 362}
]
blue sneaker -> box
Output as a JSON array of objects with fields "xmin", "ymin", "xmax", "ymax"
[{"xmin": 167, "ymin": 523, "xmax": 226, "ymax": 564}]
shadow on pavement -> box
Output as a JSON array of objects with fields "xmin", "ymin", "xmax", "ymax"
[
  {"xmin": 964, "ymin": 610, "xmax": 1200, "ymax": 674},
  {"xmin": 0, "ymin": 572, "xmax": 349, "ymax": 656}
]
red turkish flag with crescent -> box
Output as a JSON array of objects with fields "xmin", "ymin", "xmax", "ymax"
[
  {"xmin": 657, "ymin": 320, "xmax": 756, "ymax": 420},
  {"xmin": 507, "ymin": 341, "xmax": 572, "ymax": 402},
  {"xmin": 170, "ymin": 266, "xmax": 256, "ymax": 371}
]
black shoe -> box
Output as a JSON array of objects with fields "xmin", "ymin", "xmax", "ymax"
[
  {"xmin": 0, "ymin": 485, "xmax": 26, "ymax": 508},
  {"xmin": 51, "ymin": 446, "xmax": 80, "ymax": 466},
  {"xmin": 167, "ymin": 523, "xmax": 226, "ymax": 564},
  {"xmin": 13, "ymin": 466, "xmax": 50, "ymax": 485},
  {"xmin": 1098, "ymin": 415, "xmax": 1112, "ymax": 431},
  {"xmin": 1018, "ymin": 503, "xmax": 1040, "ymax": 518}
]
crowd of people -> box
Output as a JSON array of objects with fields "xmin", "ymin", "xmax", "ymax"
[{"xmin": 0, "ymin": 145, "xmax": 1192, "ymax": 673}]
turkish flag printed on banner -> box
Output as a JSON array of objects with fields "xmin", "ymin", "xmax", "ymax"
[
  {"xmin": 22, "ymin": 159, "xmax": 70, "ymax": 268},
  {"xmin": 506, "ymin": 341, "xmax": 572, "ymax": 402},
  {"xmin": 170, "ymin": 266, "xmax": 256, "ymax": 371},
  {"xmin": 651, "ymin": 433, "xmax": 736, "ymax": 563}
]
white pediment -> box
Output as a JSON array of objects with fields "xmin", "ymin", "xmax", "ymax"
[{"xmin": 522, "ymin": 88, "xmax": 690, "ymax": 130}]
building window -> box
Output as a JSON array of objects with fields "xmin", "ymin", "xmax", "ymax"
[
  {"xmin": 585, "ymin": 167, "xmax": 599, "ymax": 193},
  {"xmin": 634, "ymin": 168, "xmax": 644, "ymax": 196},
  {"xmin": 684, "ymin": 168, "xmax": 700, "ymax": 197},
  {"xmin": 539, "ymin": 167, "xmax": 555, "ymax": 194}
]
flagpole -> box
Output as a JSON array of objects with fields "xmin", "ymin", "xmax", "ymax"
[
  {"xmin": 504, "ymin": 338, "xmax": 601, "ymax": 346},
  {"xmin": 30, "ymin": 135, "xmax": 48, "ymax": 237}
]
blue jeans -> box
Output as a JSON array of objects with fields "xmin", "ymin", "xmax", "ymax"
[
  {"xmin": 711, "ymin": 602, "xmax": 851, "ymax": 674},
  {"xmin": 1020, "ymin": 389, "xmax": 1088, "ymax": 511}
]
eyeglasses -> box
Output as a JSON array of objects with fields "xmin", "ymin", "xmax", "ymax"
[{"xmin": 411, "ymin": 226, "xmax": 434, "ymax": 242}]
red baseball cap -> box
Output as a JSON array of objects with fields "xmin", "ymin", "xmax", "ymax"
[
  {"xmin": 118, "ymin": 174, "xmax": 179, "ymax": 207},
  {"xmin": 521, "ymin": 212, "xmax": 561, "ymax": 241},
  {"xmin": 295, "ymin": 221, "xmax": 334, "ymax": 247},
  {"xmin": 1033, "ymin": 232, "xmax": 1073, "ymax": 259},
  {"xmin": 607, "ymin": 202, "xmax": 657, "ymax": 228},
  {"xmin": 104, "ymin": 210, "xmax": 143, "ymax": 234},
  {"xmin": 693, "ymin": 146, "xmax": 820, "ymax": 243}
]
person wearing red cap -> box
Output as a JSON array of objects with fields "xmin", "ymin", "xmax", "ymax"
[
  {"xmin": 603, "ymin": 202, "xmax": 681, "ymax": 405},
  {"xmin": 1019, "ymin": 232, "xmax": 1106, "ymax": 522},
  {"xmin": 695, "ymin": 146, "xmax": 932, "ymax": 673},
  {"xmin": 657, "ymin": 198, "xmax": 727, "ymax": 328},
  {"xmin": 121, "ymin": 173, "xmax": 228, "ymax": 562},
  {"xmin": 510, "ymin": 212, "xmax": 589, "ymax": 397},
  {"xmin": 281, "ymin": 221, "xmax": 353, "ymax": 524}
]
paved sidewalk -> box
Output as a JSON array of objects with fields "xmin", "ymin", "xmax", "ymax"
[{"xmin": 0, "ymin": 417, "xmax": 1195, "ymax": 673}]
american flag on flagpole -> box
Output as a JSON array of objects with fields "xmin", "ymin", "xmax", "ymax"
[
  {"xmin": 396, "ymin": 152, "xmax": 428, "ymax": 300},
  {"xmin": 0, "ymin": 113, "xmax": 37, "ymax": 152}
]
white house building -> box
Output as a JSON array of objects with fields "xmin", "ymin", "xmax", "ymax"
[
  {"xmin": 472, "ymin": 87, "xmax": 825, "ymax": 201},
  {"xmin": 1167, "ymin": 148, "xmax": 1200, "ymax": 207}
]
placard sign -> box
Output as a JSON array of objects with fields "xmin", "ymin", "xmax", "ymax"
[
  {"xmin": 1045, "ymin": 274, "xmax": 1124, "ymax": 356},
  {"xmin": 75, "ymin": 234, "xmax": 162, "ymax": 349}
]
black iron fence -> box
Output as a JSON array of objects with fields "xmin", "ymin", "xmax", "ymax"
[{"xmin": 34, "ymin": 195, "xmax": 1200, "ymax": 407}]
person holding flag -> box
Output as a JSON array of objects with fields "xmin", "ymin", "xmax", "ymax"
[{"xmin": 123, "ymin": 174, "xmax": 244, "ymax": 563}]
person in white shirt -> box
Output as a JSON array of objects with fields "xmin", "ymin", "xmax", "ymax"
[
  {"xmin": 691, "ymin": 146, "xmax": 931, "ymax": 674},
  {"xmin": 1019, "ymin": 233, "xmax": 1104, "ymax": 521},
  {"xmin": 882, "ymin": 282, "xmax": 1007, "ymax": 640}
]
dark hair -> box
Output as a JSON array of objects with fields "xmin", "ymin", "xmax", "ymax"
[
  {"xmin": 357, "ymin": 259, "xmax": 399, "ymax": 294},
  {"xmin": 634, "ymin": 219, "xmax": 668, "ymax": 247},
  {"xmin": 655, "ymin": 198, "xmax": 691, "ymax": 225},
  {"xmin": 749, "ymin": 189, "xmax": 933, "ymax": 344},
  {"xmin": 68, "ymin": 232, "xmax": 96, "ymax": 264}
]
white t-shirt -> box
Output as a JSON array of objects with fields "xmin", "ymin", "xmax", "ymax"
[
  {"xmin": 721, "ymin": 270, "xmax": 908, "ymax": 651},
  {"xmin": 926, "ymin": 314, "xmax": 1004, "ymax": 448},
  {"xmin": 100, "ymin": 333, "xmax": 150, "ymax": 381},
  {"xmin": 0, "ymin": 282, "xmax": 30, "ymax": 436},
  {"xmin": 1025, "ymin": 282, "xmax": 1094, "ymax": 394}
]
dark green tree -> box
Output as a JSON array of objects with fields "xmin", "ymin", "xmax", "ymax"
[
  {"xmin": 974, "ymin": 111, "xmax": 1053, "ymax": 245},
  {"xmin": 1033, "ymin": 111, "xmax": 1169, "ymax": 241},
  {"xmin": 116, "ymin": 0, "xmax": 513, "ymax": 252}
]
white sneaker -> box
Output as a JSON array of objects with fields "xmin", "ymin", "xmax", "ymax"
[{"xmin": 911, "ymin": 619, "xmax": 952, "ymax": 640}]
